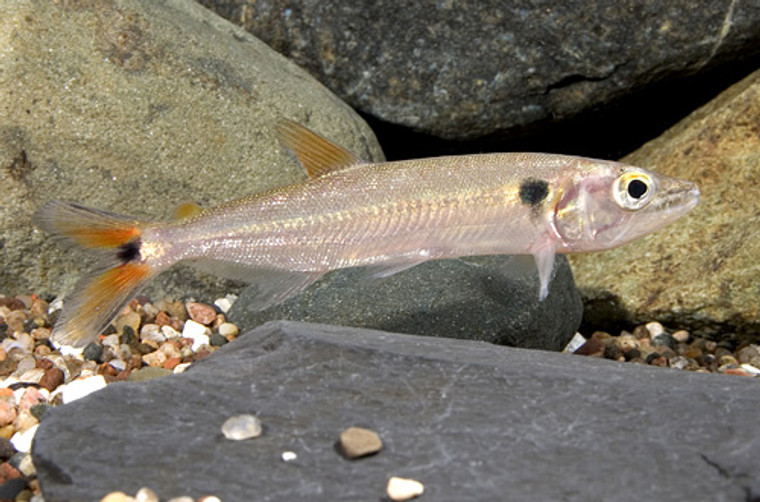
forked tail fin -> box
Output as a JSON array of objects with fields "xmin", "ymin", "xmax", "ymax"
[{"xmin": 33, "ymin": 201, "xmax": 155, "ymax": 347}]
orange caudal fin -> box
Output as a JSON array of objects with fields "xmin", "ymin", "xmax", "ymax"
[
  {"xmin": 33, "ymin": 201, "xmax": 155, "ymax": 347},
  {"xmin": 33, "ymin": 200, "xmax": 142, "ymax": 249},
  {"xmin": 51, "ymin": 263, "xmax": 153, "ymax": 347}
]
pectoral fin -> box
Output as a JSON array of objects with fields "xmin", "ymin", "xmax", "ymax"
[{"xmin": 531, "ymin": 242, "xmax": 557, "ymax": 301}]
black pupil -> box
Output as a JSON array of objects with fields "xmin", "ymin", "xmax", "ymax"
[{"xmin": 627, "ymin": 179, "xmax": 648, "ymax": 199}]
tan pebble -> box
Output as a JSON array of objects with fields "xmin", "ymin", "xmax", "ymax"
[
  {"xmin": 387, "ymin": 477, "xmax": 424, "ymax": 501},
  {"xmin": 18, "ymin": 453, "xmax": 35, "ymax": 476},
  {"xmin": 166, "ymin": 497, "xmax": 194, "ymax": 502},
  {"xmin": 30, "ymin": 297, "xmax": 48, "ymax": 318},
  {"xmin": 142, "ymin": 351, "xmax": 167, "ymax": 368},
  {"xmin": 159, "ymin": 342, "xmax": 182, "ymax": 359},
  {"xmin": 100, "ymin": 492, "xmax": 137, "ymax": 502},
  {"xmin": 0, "ymin": 425, "xmax": 14, "ymax": 440},
  {"xmin": 0, "ymin": 400, "xmax": 17, "ymax": 426},
  {"xmin": 719, "ymin": 355, "xmax": 738, "ymax": 367},
  {"xmin": 166, "ymin": 301, "xmax": 189, "ymax": 321},
  {"xmin": 17, "ymin": 368, "xmax": 45, "ymax": 385},
  {"xmin": 617, "ymin": 335, "xmax": 640, "ymax": 351},
  {"xmin": 30, "ymin": 327, "xmax": 51, "ymax": 341},
  {"xmin": 672, "ymin": 330, "xmax": 689, "ymax": 343},
  {"xmin": 13, "ymin": 409, "xmax": 39, "ymax": 433},
  {"xmin": 630, "ymin": 325, "xmax": 650, "ymax": 339},
  {"xmin": 114, "ymin": 311, "xmax": 142, "ymax": 336},
  {"xmin": 218, "ymin": 322, "xmax": 239, "ymax": 339},
  {"xmin": 5, "ymin": 310, "xmax": 27, "ymax": 334},
  {"xmin": 186, "ymin": 302, "xmax": 217, "ymax": 325},
  {"xmin": 33, "ymin": 345, "xmax": 52, "ymax": 357},
  {"xmin": 135, "ymin": 487, "xmax": 159, "ymax": 502},
  {"xmin": 15, "ymin": 295, "xmax": 33, "ymax": 309},
  {"xmin": 340, "ymin": 426, "xmax": 383, "ymax": 458},
  {"xmin": 0, "ymin": 348, "xmax": 6, "ymax": 362}
]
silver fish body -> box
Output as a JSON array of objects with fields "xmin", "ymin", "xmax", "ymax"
[{"xmin": 34, "ymin": 121, "xmax": 700, "ymax": 346}]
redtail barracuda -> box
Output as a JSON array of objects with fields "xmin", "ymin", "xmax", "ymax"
[{"xmin": 34, "ymin": 120, "xmax": 699, "ymax": 347}]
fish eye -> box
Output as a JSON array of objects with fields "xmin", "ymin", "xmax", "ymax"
[{"xmin": 613, "ymin": 172, "xmax": 655, "ymax": 210}]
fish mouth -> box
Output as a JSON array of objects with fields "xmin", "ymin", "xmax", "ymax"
[{"xmin": 651, "ymin": 179, "xmax": 700, "ymax": 219}]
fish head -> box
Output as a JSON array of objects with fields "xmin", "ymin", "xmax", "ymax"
[{"xmin": 553, "ymin": 162, "xmax": 700, "ymax": 252}]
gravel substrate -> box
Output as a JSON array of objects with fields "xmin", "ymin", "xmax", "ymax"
[
  {"xmin": 0, "ymin": 291, "xmax": 758, "ymax": 502},
  {"xmin": 0, "ymin": 292, "xmax": 240, "ymax": 502}
]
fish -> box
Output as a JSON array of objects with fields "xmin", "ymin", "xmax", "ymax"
[{"xmin": 33, "ymin": 120, "xmax": 700, "ymax": 347}]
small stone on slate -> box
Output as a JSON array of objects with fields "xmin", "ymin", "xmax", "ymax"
[
  {"xmin": 387, "ymin": 476, "xmax": 424, "ymax": 501},
  {"xmin": 339, "ymin": 426, "xmax": 383, "ymax": 458},
  {"xmin": 221, "ymin": 414, "xmax": 262, "ymax": 440}
]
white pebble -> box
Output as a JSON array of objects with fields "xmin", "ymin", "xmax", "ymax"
[
  {"xmin": 173, "ymin": 362, "xmax": 193, "ymax": 374},
  {"xmin": 109, "ymin": 359, "xmax": 127, "ymax": 372},
  {"xmin": 562, "ymin": 333, "xmax": 587, "ymax": 353},
  {"xmin": 214, "ymin": 294, "xmax": 238, "ymax": 313},
  {"xmin": 135, "ymin": 487, "xmax": 159, "ymax": 502},
  {"xmin": 101, "ymin": 334, "xmax": 120, "ymax": 351},
  {"xmin": 48, "ymin": 298, "xmax": 64, "ymax": 314},
  {"xmin": 161, "ymin": 325, "xmax": 181, "ymax": 340},
  {"xmin": 221, "ymin": 414, "xmax": 262, "ymax": 440},
  {"xmin": 166, "ymin": 497, "xmax": 194, "ymax": 502},
  {"xmin": 387, "ymin": 477, "xmax": 424, "ymax": 501},
  {"xmin": 740, "ymin": 363, "xmax": 760, "ymax": 375},
  {"xmin": 645, "ymin": 321, "xmax": 665, "ymax": 338},
  {"xmin": 281, "ymin": 451, "xmax": 297, "ymax": 462},
  {"xmin": 140, "ymin": 324, "xmax": 166, "ymax": 344},
  {"xmin": 199, "ymin": 497, "xmax": 222, "ymax": 502},
  {"xmin": 10, "ymin": 423, "xmax": 39, "ymax": 453},
  {"xmin": 61, "ymin": 375, "xmax": 108, "ymax": 404},
  {"xmin": 183, "ymin": 320, "xmax": 211, "ymax": 351}
]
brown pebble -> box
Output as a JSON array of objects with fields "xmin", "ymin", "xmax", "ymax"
[
  {"xmin": 0, "ymin": 461, "xmax": 22, "ymax": 483},
  {"xmin": 39, "ymin": 368, "xmax": 65, "ymax": 392},
  {"xmin": 35, "ymin": 358, "xmax": 54, "ymax": 371},
  {"xmin": 155, "ymin": 311, "xmax": 172, "ymax": 327},
  {"xmin": 186, "ymin": 302, "xmax": 217, "ymax": 326},
  {"xmin": 340, "ymin": 426, "xmax": 383, "ymax": 458},
  {"xmin": 163, "ymin": 357, "xmax": 182, "ymax": 370},
  {"xmin": 0, "ymin": 297, "xmax": 26, "ymax": 311},
  {"xmin": 574, "ymin": 338, "xmax": 605, "ymax": 357}
]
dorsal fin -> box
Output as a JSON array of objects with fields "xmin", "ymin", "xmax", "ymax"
[
  {"xmin": 172, "ymin": 202, "xmax": 204, "ymax": 220},
  {"xmin": 277, "ymin": 119, "xmax": 363, "ymax": 178}
]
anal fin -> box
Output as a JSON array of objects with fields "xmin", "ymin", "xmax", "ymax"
[{"xmin": 186, "ymin": 258, "xmax": 323, "ymax": 311}]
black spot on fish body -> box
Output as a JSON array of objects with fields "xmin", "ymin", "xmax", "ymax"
[
  {"xmin": 117, "ymin": 239, "xmax": 141, "ymax": 263},
  {"xmin": 519, "ymin": 178, "xmax": 549, "ymax": 207}
]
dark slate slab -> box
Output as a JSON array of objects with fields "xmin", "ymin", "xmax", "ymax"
[
  {"xmin": 229, "ymin": 255, "xmax": 582, "ymax": 352},
  {"xmin": 34, "ymin": 321, "xmax": 760, "ymax": 502},
  {"xmin": 199, "ymin": 0, "xmax": 760, "ymax": 140}
]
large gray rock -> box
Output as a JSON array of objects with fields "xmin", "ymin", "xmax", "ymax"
[
  {"xmin": 229, "ymin": 255, "xmax": 582, "ymax": 351},
  {"xmin": 198, "ymin": 0, "xmax": 760, "ymax": 140},
  {"xmin": 0, "ymin": 0, "xmax": 383, "ymax": 298},
  {"xmin": 570, "ymin": 67, "xmax": 760, "ymax": 343},
  {"xmin": 34, "ymin": 321, "xmax": 760, "ymax": 502}
]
